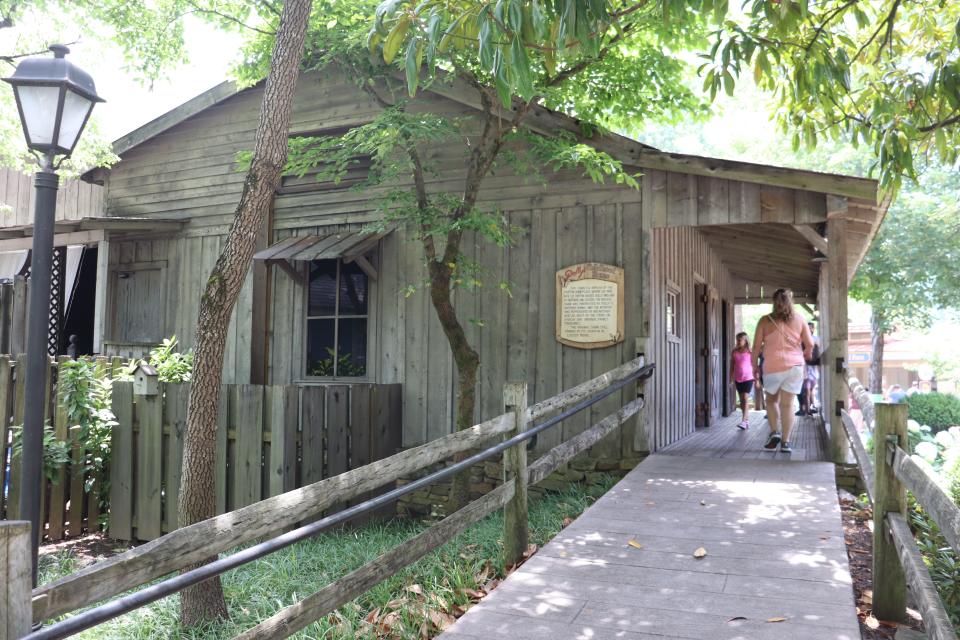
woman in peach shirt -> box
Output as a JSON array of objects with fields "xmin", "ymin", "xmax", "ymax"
[{"xmin": 751, "ymin": 288, "xmax": 814, "ymax": 453}]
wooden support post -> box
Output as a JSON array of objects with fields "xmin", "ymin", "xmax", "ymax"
[
  {"xmin": 873, "ymin": 402, "xmax": 908, "ymax": 622},
  {"xmin": 827, "ymin": 216, "xmax": 849, "ymax": 463},
  {"xmin": 92, "ymin": 238, "xmax": 109, "ymax": 354},
  {"xmin": 502, "ymin": 381, "xmax": 529, "ymax": 568},
  {"xmin": 633, "ymin": 339, "xmax": 649, "ymax": 453},
  {"xmin": 1, "ymin": 520, "xmax": 32, "ymax": 639}
]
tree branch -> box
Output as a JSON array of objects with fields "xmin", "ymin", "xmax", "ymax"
[
  {"xmin": 804, "ymin": 0, "xmax": 860, "ymax": 55},
  {"xmin": 1, "ymin": 40, "xmax": 81, "ymax": 66},
  {"xmin": 918, "ymin": 113, "xmax": 960, "ymax": 133},
  {"xmin": 186, "ymin": 1, "xmax": 276, "ymax": 35}
]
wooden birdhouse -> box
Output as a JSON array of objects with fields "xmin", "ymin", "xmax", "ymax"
[{"xmin": 132, "ymin": 363, "xmax": 159, "ymax": 396}]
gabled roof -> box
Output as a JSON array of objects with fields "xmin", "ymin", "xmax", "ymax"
[
  {"xmin": 103, "ymin": 72, "xmax": 879, "ymax": 202},
  {"xmin": 112, "ymin": 80, "xmax": 245, "ymax": 157}
]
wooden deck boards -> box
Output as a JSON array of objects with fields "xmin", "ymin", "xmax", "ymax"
[
  {"xmin": 439, "ymin": 449, "xmax": 858, "ymax": 640},
  {"xmin": 657, "ymin": 410, "xmax": 829, "ymax": 461}
]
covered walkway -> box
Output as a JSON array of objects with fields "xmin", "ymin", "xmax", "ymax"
[{"xmin": 440, "ymin": 413, "xmax": 859, "ymax": 639}]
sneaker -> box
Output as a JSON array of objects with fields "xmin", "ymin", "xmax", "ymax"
[
  {"xmin": 794, "ymin": 410, "xmax": 805, "ymax": 417},
  {"xmin": 780, "ymin": 441, "xmax": 793, "ymax": 453},
  {"xmin": 763, "ymin": 432, "xmax": 782, "ymax": 450},
  {"xmin": 737, "ymin": 420, "xmax": 748, "ymax": 430}
]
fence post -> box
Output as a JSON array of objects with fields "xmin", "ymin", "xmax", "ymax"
[
  {"xmin": 1, "ymin": 520, "xmax": 32, "ymax": 638},
  {"xmin": 873, "ymin": 402, "xmax": 908, "ymax": 622},
  {"xmin": 503, "ymin": 381, "xmax": 529, "ymax": 568}
]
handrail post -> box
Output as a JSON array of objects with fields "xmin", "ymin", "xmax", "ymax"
[
  {"xmin": 873, "ymin": 402, "xmax": 908, "ymax": 622},
  {"xmin": 502, "ymin": 381, "xmax": 529, "ymax": 568},
  {"xmin": 1, "ymin": 520, "xmax": 32, "ymax": 638}
]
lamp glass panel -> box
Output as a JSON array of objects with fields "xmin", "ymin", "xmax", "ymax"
[
  {"xmin": 56, "ymin": 88, "xmax": 95, "ymax": 152},
  {"xmin": 15, "ymin": 85, "xmax": 61, "ymax": 146}
]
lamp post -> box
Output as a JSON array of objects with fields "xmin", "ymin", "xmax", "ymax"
[{"xmin": 3, "ymin": 44, "xmax": 103, "ymax": 585}]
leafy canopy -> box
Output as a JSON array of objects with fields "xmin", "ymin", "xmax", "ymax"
[
  {"xmin": 700, "ymin": 0, "xmax": 960, "ymax": 193},
  {"xmin": 366, "ymin": 0, "xmax": 714, "ymax": 129},
  {"xmin": 850, "ymin": 167, "xmax": 960, "ymax": 332}
]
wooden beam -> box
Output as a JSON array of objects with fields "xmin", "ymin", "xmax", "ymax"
[
  {"xmin": 92, "ymin": 238, "xmax": 110, "ymax": 354},
  {"xmin": 350, "ymin": 255, "xmax": 378, "ymax": 281},
  {"xmin": 0, "ymin": 230, "xmax": 104, "ymax": 252},
  {"xmin": 250, "ymin": 202, "xmax": 272, "ymax": 385},
  {"xmin": 873, "ymin": 403, "xmax": 908, "ymax": 621},
  {"xmin": 1, "ymin": 521, "xmax": 32, "ymax": 639},
  {"xmin": 269, "ymin": 259, "xmax": 304, "ymax": 285},
  {"xmin": 827, "ymin": 215, "xmax": 849, "ymax": 464},
  {"xmin": 792, "ymin": 225, "xmax": 828, "ymax": 254},
  {"xmin": 826, "ymin": 195, "xmax": 848, "ymax": 217}
]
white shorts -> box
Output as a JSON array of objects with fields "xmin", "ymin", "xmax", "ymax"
[{"xmin": 764, "ymin": 366, "xmax": 804, "ymax": 395}]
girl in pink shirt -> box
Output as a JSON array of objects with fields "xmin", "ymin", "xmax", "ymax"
[
  {"xmin": 751, "ymin": 288, "xmax": 814, "ymax": 453},
  {"xmin": 729, "ymin": 332, "xmax": 754, "ymax": 430}
]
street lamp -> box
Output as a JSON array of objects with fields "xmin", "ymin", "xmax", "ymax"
[{"xmin": 3, "ymin": 44, "xmax": 103, "ymax": 586}]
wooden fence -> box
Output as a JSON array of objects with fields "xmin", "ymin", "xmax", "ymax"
[
  {"xmin": 8, "ymin": 356, "xmax": 652, "ymax": 637},
  {"xmin": 0, "ymin": 354, "xmax": 402, "ymax": 543},
  {"xmin": 109, "ymin": 381, "xmax": 402, "ymax": 542},
  {"xmin": 0, "ymin": 278, "xmax": 29, "ymax": 359},
  {"xmin": 840, "ymin": 369, "xmax": 959, "ymax": 640},
  {"xmin": 0, "ymin": 356, "xmax": 109, "ymax": 542}
]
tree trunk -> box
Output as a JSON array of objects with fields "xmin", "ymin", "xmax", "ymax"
[
  {"xmin": 427, "ymin": 258, "xmax": 480, "ymax": 511},
  {"xmin": 177, "ymin": 0, "xmax": 313, "ymax": 626},
  {"xmin": 869, "ymin": 308, "xmax": 885, "ymax": 394}
]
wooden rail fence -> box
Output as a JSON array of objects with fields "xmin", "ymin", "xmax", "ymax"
[
  {"xmin": 0, "ymin": 354, "xmax": 402, "ymax": 544},
  {"xmin": 840, "ymin": 369, "xmax": 959, "ymax": 640},
  {"xmin": 3, "ymin": 356, "xmax": 652, "ymax": 638}
]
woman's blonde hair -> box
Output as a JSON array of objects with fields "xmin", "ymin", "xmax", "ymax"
[{"xmin": 771, "ymin": 288, "xmax": 794, "ymax": 321}]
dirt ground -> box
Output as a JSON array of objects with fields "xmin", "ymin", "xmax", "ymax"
[
  {"xmin": 839, "ymin": 491, "xmax": 926, "ymax": 639},
  {"xmin": 40, "ymin": 532, "xmax": 132, "ymax": 570}
]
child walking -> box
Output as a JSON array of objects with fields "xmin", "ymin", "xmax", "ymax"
[{"xmin": 730, "ymin": 332, "xmax": 754, "ymax": 430}]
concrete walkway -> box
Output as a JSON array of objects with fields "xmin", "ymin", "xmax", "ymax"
[{"xmin": 440, "ymin": 422, "xmax": 859, "ymax": 639}]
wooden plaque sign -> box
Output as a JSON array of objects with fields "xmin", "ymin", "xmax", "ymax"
[{"xmin": 555, "ymin": 262, "xmax": 625, "ymax": 349}]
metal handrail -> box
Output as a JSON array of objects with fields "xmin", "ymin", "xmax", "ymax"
[{"xmin": 28, "ymin": 363, "xmax": 656, "ymax": 639}]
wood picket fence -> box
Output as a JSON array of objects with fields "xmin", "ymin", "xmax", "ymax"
[
  {"xmin": 0, "ymin": 354, "xmax": 402, "ymax": 543},
  {"xmin": 0, "ymin": 355, "xmax": 112, "ymax": 541},
  {"xmin": 108, "ymin": 381, "xmax": 402, "ymax": 542}
]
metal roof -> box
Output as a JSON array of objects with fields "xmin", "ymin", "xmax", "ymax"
[{"xmin": 253, "ymin": 230, "xmax": 388, "ymax": 263}]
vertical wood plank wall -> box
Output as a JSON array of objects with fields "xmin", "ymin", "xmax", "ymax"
[
  {"xmin": 648, "ymin": 227, "xmax": 735, "ymax": 451},
  {"xmin": 0, "ymin": 168, "xmax": 104, "ymax": 225},
  {"xmin": 95, "ymin": 65, "xmax": 838, "ymax": 456}
]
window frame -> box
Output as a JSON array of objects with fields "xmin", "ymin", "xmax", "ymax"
[
  {"xmin": 665, "ymin": 279, "xmax": 681, "ymax": 344},
  {"xmin": 302, "ymin": 257, "xmax": 374, "ymax": 381}
]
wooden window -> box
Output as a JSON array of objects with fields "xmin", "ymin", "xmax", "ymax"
[
  {"xmin": 665, "ymin": 280, "xmax": 680, "ymax": 342},
  {"xmin": 306, "ymin": 259, "xmax": 368, "ymax": 377}
]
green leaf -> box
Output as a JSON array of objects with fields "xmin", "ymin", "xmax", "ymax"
[
  {"xmin": 405, "ymin": 40, "xmax": 423, "ymax": 95},
  {"xmin": 383, "ymin": 17, "xmax": 410, "ymax": 63}
]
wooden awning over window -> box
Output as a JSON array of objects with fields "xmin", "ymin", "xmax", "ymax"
[{"xmin": 253, "ymin": 230, "xmax": 388, "ymax": 282}]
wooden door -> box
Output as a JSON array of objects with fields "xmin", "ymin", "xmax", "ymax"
[
  {"xmin": 695, "ymin": 283, "xmax": 709, "ymax": 427},
  {"xmin": 706, "ymin": 288, "xmax": 723, "ymax": 424}
]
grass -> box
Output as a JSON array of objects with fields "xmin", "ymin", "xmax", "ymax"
[{"xmin": 40, "ymin": 476, "xmax": 616, "ymax": 639}]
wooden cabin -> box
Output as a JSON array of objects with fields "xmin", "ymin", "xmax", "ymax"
[{"xmin": 0, "ymin": 69, "xmax": 888, "ymax": 464}]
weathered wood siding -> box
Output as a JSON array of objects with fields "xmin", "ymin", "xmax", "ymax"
[
  {"xmin": 104, "ymin": 234, "xmax": 253, "ymax": 384},
  {"xmin": 101, "ymin": 67, "xmax": 832, "ymax": 453},
  {"xmin": 0, "ymin": 168, "xmax": 104, "ymax": 225},
  {"xmin": 647, "ymin": 226, "xmax": 735, "ymax": 451},
  {"xmin": 267, "ymin": 194, "xmax": 648, "ymax": 457}
]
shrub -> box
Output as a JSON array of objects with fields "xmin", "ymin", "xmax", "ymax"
[
  {"xmin": 906, "ymin": 392, "xmax": 960, "ymax": 433},
  {"xmin": 118, "ymin": 336, "xmax": 194, "ymax": 383}
]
